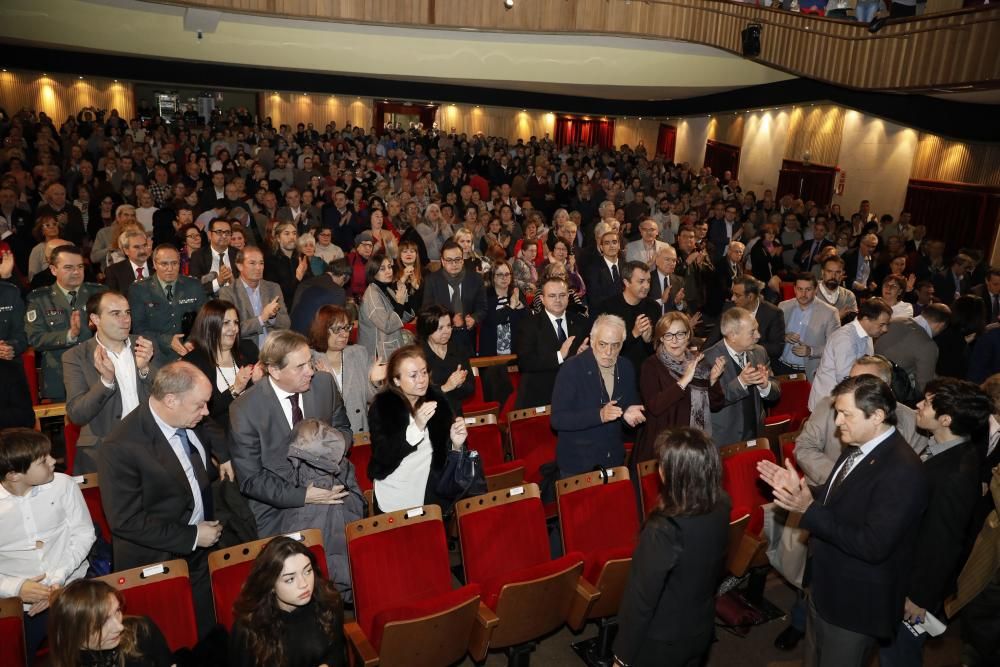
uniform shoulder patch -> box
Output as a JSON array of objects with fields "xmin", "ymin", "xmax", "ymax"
[{"xmin": 27, "ymin": 309, "xmax": 37, "ymax": 322}]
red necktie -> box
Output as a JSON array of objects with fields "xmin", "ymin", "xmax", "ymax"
[{"xmin": 136, "ymin": 266, "xmax": 144, "ymax": 279}]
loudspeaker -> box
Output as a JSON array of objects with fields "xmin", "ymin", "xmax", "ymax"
[{"xmin": 741, "ymin": 23, "xmax": 762, "ymax": 58}]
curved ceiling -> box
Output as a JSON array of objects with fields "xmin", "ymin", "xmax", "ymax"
[{"xmin": 0, "ymin": 0, "xmax": 793, "ymax": 100}]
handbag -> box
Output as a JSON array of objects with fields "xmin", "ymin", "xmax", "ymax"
[
  {"xmin": 435, "ymin": 447, "xmax": 487, "ymax": 501},
  {"xmin": 762, "ymin": 502, "xmax": 809, "ymax": 589}
]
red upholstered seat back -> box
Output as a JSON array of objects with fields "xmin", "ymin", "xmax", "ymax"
[
  {"xmin": 64, "ymin": 420, "xmax": 81, "ymax": 475},
  {"xmin": 0, "ymin": 607, "xmax": 26, "ymax": 667},
  {"xmin": 81, "ymin": 484, "xmax": 111, "ymax": 542},
  {"xmin": 639, "ymin": 468, "xmax": 663, "ymax": 517},
  {"xmin": 211, "ymin": 543, "xmax": 328, "ymax": 630},
  {"xmin": 458, "ymin": 495, "xmax": 551, "ymax": 586},
  {"xmin": 348, "ymin": 443, "xmax": 373, "ymax": 492},
  {"xmin": 22, "ymin": 348, "xmax": 38, "ymax": 406},
  {"xmin": 348, "ymin": 518, "xmax": 453, "ymax": 641},
  {"xmin": 560, "ymin": 479, "xmax": 639, "ymax": 557},
  {"xmin": 780, "ymin": 282, "xmax": 795, "ymax": 301},
  {"xmin": 466, "ymin": 423, "xmax": 505, "ymax": 469},
  {"xmin": 782, "ymin": 441, "xmax": 801, "ymax": 475},
  {"xmin": 770, "ymin": 378, "xmax": 811, "ymax": 429},
  {"xmin": 722, "ymin": 448, "xmax": 776, "ymax": 534},
  {"xmin": 508, "ymin": 414, "xmax": 556, "ymax": 483},
  {"xmin": 114, "ymin": 574, "xmax": 198, "ymax": 651}
]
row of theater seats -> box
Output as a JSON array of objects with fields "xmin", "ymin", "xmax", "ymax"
[{"xmin": 2, "ymin": 427, "xmax": 805, "ymax": 667}]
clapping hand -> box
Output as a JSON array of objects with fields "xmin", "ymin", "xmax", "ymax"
[
  {"xmin": 170, "ymin": 333, "xmax": 190, "ymax": 357},
  {"xmin": 0, "ymin": 250, "xmax": 13, "ymax": 279},
  {"xmin": 757, "ymin": 459, "xmax": 813, "ymax": 513},
  {"xmin": 304, "ymin": 484, "xmax": 348, "ymax": 505},
  {"xmin": 633, "ymin": 314, "xmax": 652, "ymax": 342},
  {"xmin": 69, "ymin": 310, "xmax": 81, "ymax": 339},
  {"xmin": 709, "ymin": 355, "xmax": 726, "ymax": 384},
  {"xmin": 0, "ymin": 340, "xmax": 14, "ymax": 361},
  {"xmin": 600, "ymin": 400, "xmax": 624, "ymax": 423},
  {"xmin": 233, "ymin": 364, "xmax": 255, "ymax": 393},
  {"xmin": 93, "ymin": 344, "xmax": 116, "ymax": 384},
  {"xmin": 414, "ymin": 400, "xmax": 438, "ymax": 431},
  {"xmin": 295, "ymin": 255, "xmax": 308, "ymax": 281},
  {"xmin": 450, "ymin": 417, "xmax": 468, "ymax": 448},
  {"xmin": 679, "ymin": 352, "xmax": 704, "ymax": 388},
  {"xmin": 444, "ymin": 364, "xmax": 468, "ymax": 392},
  {"xmin": 134, "ymin": 336, "xmax": 154, "ymax": 371},
  {"xmin": 623, "ymin": 404, "xmax": 646, "ymax": 427},
  {"xmin": 261, "ymin": 296, "xmax": 281, "ymax": 321},
  {"xmin": 218, "ymin": 264, "xmax": 233, "ymax": 285}
]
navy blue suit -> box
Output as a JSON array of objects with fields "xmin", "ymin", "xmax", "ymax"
[{"xmin": 550, "ymin": 348, "xmax": 640, "ymax": 477}]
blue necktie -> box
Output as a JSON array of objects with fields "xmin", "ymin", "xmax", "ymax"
[{"xmin": 175, "ymin": 429, "xmax": 213, "ymax": 520}]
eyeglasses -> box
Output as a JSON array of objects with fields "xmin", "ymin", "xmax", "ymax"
[
  {"xmin": 494, "ymin": 271, "xmax": 511, "ymax": 278},
  {"xmin": 210, "ymin": 229, "xmax": 231, "ymax": 236},
  {"xmin": 662, "ymin": 330, "xmax": 690, "ymax": 342},
  {"xmin": 442, "ymin": 256, "xmax": 464, "ymax": 264},
  {"xmin": 185, "ymin": 233, "xmax": 201, "ymax": 239},
  {"xmin": 329, "ymin": 325, "xmax": 351, "ymax": 335}
]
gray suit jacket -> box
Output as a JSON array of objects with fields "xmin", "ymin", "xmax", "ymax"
[
  {"xmin": 874, "ymin": 318, "xmax": 939, "ymax": 395},
  {"xmin": 64, "ymin": 336, "xmax": 157, "ymax": 456},
  {"xmin": 229, "ymin": 371, "xmax": 353, "ymax": 537},
  {"xmin": 219, "ymin": 278, "xmax": 291, "ymax": 342},
  {"xmin": 794, "ymin": 396, "xmax": 928, "ymax": 486},
  {"xmin": 311, "ymin": 345, "xmax": 376, "ymax": 434},
  {"xmin": 702, "ymin": 340, "xmax": 780, "ymax": 448},
  {"xmin": 778, "ymin": 298, "xmax": 840, "ymax": 380}
]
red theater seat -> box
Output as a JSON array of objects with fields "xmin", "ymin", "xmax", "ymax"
[
  {"xmin": 636, "ymin": 459, "xmax": 662, "ymax": 518},
  {"xmin": 347, "ymin": 432, "xmax": 372, "ymax": 492},
  {"xmin": 506, "ymin": 405, "xmax": 556, "ymax": 485},
  {"xmin": 97, "ymin": 559, "xmax": 198, "ymax": 652},
  {"xmin": 456, "ymin": 484, "xmax": 596, "ymax": 661},
  {"xmin": 208, "ymin": 528, "xmax": 327, "ymax": 630},
  {"xmin": 0, "ymin": 597, "xmax": 26, "ymax": 667},
  {"xmin": 769, "ymin": 374, "xmax": 812, "ymax": 432},
  {"xmin": 22, "ymin": 348, "xmax": 38, "ymax": 406},
  {"xmin": 344, "ymin": 506, "xmax": 490, "ymax": 666},
  {"xmin": 719, "ymin": 439, "xmax": 776, "ymax": 536},
  {"xmin": 464, "ymin": 413, "xmax": 525, "ymax": 491},
  {"xmin": 77, "ymin": 473, "xmax": 111, "ymax": 543},
  {"xmin": 64, "ymin": 418, "xmax": 81, "ymax": 476}
]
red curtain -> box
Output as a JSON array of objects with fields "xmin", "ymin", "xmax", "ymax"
[
  {"xmin": 776, "ymin": 160, "xmax": 837, "ymax": 205},
  {"xmin": 373, "ymin": 102, "xmax": 438, "ymax": 135},
  {"xmin": 703, "ymin": 140, "xmax": 741, "ymax": 179},
  {"xmin": 904, "ymin": 179, "xmax": 1000, "ymax": 256},
  {"xmin": 656, "ymin": 124, "xmax": 677, "ymax": 161},
  {"xmin": 553, "ymin": 117, "xmax": 616, "ymax": 149}
]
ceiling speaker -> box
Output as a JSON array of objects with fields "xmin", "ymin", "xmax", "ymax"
[{"xmin": 741, "ymin": 23, "xmax": 762, "ymax": 58}]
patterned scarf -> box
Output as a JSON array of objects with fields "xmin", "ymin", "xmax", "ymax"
[{"xmin": 656, "ymin": 346, "xmax": 712, "ymax": 434}]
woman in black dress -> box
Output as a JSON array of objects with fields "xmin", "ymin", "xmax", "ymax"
[
  {"xmin": 614, "ymin": 427, "xmax": 731, "ymax": 667},
  {"xmin": 229, "ymin": 536, "xmax": 346, "ymax": 667},
  {"xmin": 416, "ymin": 304, "xmax": 475, "ymax": 416}
]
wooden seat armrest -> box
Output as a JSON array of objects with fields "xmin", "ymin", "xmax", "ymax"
[
  {"xmin": 567, "ymin": 577, "xmax": 602, "ymax": 631},
  {"xmin": 344, "ymin": 621, "xmax": 379, "ymax": 667},
  {"xmin": 470, "ymin": 602, "xmax": 500, "ymax": 661}
]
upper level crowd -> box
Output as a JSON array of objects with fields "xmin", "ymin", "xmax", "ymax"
[{"xmin": 0, "ymin": 104, "xmax": 998, "ymax": 667}]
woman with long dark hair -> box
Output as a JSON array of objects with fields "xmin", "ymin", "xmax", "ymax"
[
  {"xmin": 358, "ymin": 253, "xmax": 414, "ymax": 360},
  {"xmin": 416, "ymin": 304, "xmax": 475, "ymax": 416},
  {"xmin": 368, "ymin": 345, "xmax": 467, "ymax": 513},
  {"xmin": 229, "ymin": 536, "xmax": 346, "ymax": 667},
  {"xmin": 614, "ymin": 428, "xmax": 731, "ymax": 667},
  {"xmin": 48, "ymin": 579, "xmax": 172, "ymax": 667},
  {"xmin": 184, "ymin": 299, "xmax": 261, "ymax": 426}
]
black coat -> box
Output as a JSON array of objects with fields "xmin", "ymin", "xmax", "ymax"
[
  {"xmin": 367, "ymin": 386, "xmax": 452, "ymax": 483},
  {"xmin": 583, "ymin": 256, "xmax": 625, "ymax": 311},
  {"xmin": 514, "ymin": 310, "xmax": 589, "ymax": 409},
  {"xmin": 104, "ymin": 258, "xmax": 154, "ymax": 295},
  {"xmin": 188, "ymin": 246, "xmax": 240, "ymax": 292},
  {"xmin": 183, "ymin": 340, "xmax": 260, "ymax": 429}
]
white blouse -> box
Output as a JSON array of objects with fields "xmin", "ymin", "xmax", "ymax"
[{"xmin": 373, "ymin": 417, "xmax": 433, "ymax": 513}]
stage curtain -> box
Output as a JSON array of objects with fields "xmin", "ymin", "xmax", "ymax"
[
  {"xmin": 703, "ymin": 140, "xmax": 741, "ymax": 179},
  {"xmin": 554, "ymin": 117, "xmax": 615, "ymax": 149},
  {"xmin": 656, "ymin": 124, "xmax": 677, "ymax": 161},
  {"xmin": 904, "ymin": 180, "xmax": 1000, "ymax": 256}
]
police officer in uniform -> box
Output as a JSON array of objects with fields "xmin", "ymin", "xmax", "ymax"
[
  {"xmin": 129, "ymin": 244, "xmax": 207, "ymax": 361},
  {"xmin": 25, "ymin": 245, "xmax": 105, "ymax": 401},
  {"xmin": 0, "ymin": 279, "xmax": 28, "ymax": 360}
]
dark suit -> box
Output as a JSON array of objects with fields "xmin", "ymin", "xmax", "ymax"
[
  {"xmin": 795, "ymin": 238, "xmax": 834, "ymax": 272},
  {"xmin": 291, "ymin": 273, "xmax": 347, "ymax": 314},
  {"xmin": 263, "ymin": 250, "xmax": 302, "ymax": 308},
  {"xmin": 229, "ymin": 372, "xmax": 353, "ymax": 538},
  {"xmin": 932, "ymin": 270, "xmax": 971, "ymax": 306},
  {"xmin": 967, "ymin": 326, "xmax": 1000, "ymax": 384},
  {"xmin": 800, "ymin": 430, "xmax": 928, "ymax": 655},
  {"xmin": 583, "ymin": 256, "xmax": 625, "ymax": 311},
  {"xmin": 972, "ymin": 284, "xmax": 1000, "ymax": 323},
  {"xmin": 514, "ymin": 310, "xmax": 589, "ymax": 409},
  {"xmin": 104, "ymin": 258, "xmax": 154, "ymax": 295},
  {"xmin": 843, "ymin": 248, "xmax": 875, "ymax": 295},
  {"xmin": 550, "ymin": 348, "xmax": 640, "ymax": 477},
  {"xmin": 99, "ymin": 403, "xmax": 229, "ymax": 638},
  {"xmin": 421, "ymin": 270, "xmax": 488, "ymax": 326},
  {"xmin": 705, "ymin": 301, "xmax": 786, "ymax": 364},
  {"xmin": 188, "ymin": 246, "xmax": 239, "ymax": 294}
]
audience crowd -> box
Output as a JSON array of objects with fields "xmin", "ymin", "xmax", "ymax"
[{"xmin": 1, "ymin": 104, "xmax": 998, "ymax": 667}]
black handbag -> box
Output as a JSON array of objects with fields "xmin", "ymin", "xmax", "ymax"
[{"xmin": 435, "ymin": 447, "xmax": 487, "ymax": 500}]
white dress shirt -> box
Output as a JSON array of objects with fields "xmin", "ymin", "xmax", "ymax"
[
  {"xmin": 269, "ymin": 378, "xmax": 298, "ymax": 429},
  {"xmin": 149, "ymin": 405, "xmax": 207, "ymax": 539},
  {"xmin": 97, "ymin": 335, "xmax": 140, "ymax": 418},
  {"xmin": 0, "ymin": 474, "xmax": 96, "ymax": 605},
  {"xmin": 545, "ymin": 309, "xmax": 571, "ymax": 364}
]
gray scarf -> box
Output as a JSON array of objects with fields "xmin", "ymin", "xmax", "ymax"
[
  {"xmin": 656, "ymin": 346, "xmax": 712, "ymax": 434},
  {"xmin": 443, "ymin": 268, "xmax": 466, "ymax": 315}
]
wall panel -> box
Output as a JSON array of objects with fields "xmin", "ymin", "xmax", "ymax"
[
  {"xmin": 614, "ymin": 118, "xmax": 661, "ymax": 152},
  {"xmin": 262, "ymin": 92, "xmax": 372, "ymax": 130},
  {"xmin": 784, "ymin": 105, "xmax": 845, "ymax": 167},
  {"xmin": 706, "ymin": 113, "xmax": 744, "ymax": 147},
  {"xmin": 911, "ymin": 134, "xmax": 1000, "ymax": 187},
  {"xmin": 739, "ymin": 109, "xmax": 792, "ymax": 198},
  {"xmin": 674, "ymin": 116, "xmax": 712, "ymax": 169},
  {"xmin": 0, "ymin": 70, "xmax": 133, "ymax": 124}
]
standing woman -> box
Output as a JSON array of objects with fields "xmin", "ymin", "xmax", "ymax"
[
  {"xmin": 229, "ymin": 536, "xmax": 346, "ymax": 667},
  {"xmin": 511, "ymin": 241, "xmax": 539, "ymax": 297},
  {"xmin": 454, "ymin": 227, "xmax": 489, "ymax": 275},
  {"xmin": 48, "ymin": 580, "xmax": 173, "ymax": 667},
  {"xmin": 614, "ymin": 428, "xmax": 731, "ymax": 667},
  {"xmin": 178, "ymin": 222, "xmax": 202, "ymax": 277},
  {"xmin": 184, "ymin": 299, "xmax": 262, "ymax": 428},
  {"xmin": 479, "ymin": 261, "xmax": 526, "ymax": 405},
  {"xmin": 394, "ymin": 239, "xmax": 424, "ymax": 307},
  {"xmin": 416, "ymin": 304, "xmax": 475, "ymax": 416},
  {"xmin": 749, "ymin": 223, "xmax": 784, "ymax": 286},
  {"xmin": 368, "ymin": 209, "xmax": 398, "ymax": 259},
  {"xmin": 359, "ymin": 253, "xmax": 414, "ymax": 361},
  {"xmin": 368, "ymin": 345, "xmax": 468, "ymax": 513},
  {"xmin": 634, "ymin": 313, "xmax": 726, "ymax": 468}
]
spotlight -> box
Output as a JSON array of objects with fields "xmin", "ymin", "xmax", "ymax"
[{"xmin": 503, "ymin": 0, "xmax": 514, "ymax": 8}]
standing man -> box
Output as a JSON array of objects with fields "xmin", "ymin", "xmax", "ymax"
[
  {"xmin": 422, "ymin": 239, "xmax": 487, "ymax": 346},
  {"xmin": 104, "ymin": 228, "xmax": 154, "ymax": 295},
  {"xmin": 550, "ymin": 314, "xmax": 645, "ymax": 477},
  {"xmin": 229, "ymin": 330, "xmax": 353, "ymax": 537},
  {"xmin": 843, "ymin": 233, "xmax": 880, "ymax": 297},
  {"xmin": 932, "ymin": 254, "xmax": 973, "ymax": 306},
  {"xmin": 816, "ymin": 255, "xmax": 859, "ymax": 322},
  {"xmin": 880, "ymin": 378, "xmax": 991, "ymax": 665},
  {"xmin": 25, "ymin": 245, "xmax": 106, "ymax": 401},
  {"xmin": 264, "ymin": 221, "xmax": 308, "ymax": 307},
  {"xmin": 624, "ymin": 219, "xmax": 669, "ymax": 266},
  {"xmin": 63, "ymin": 291, "xmax": 157, "ymax": 474},
  {"xmin": 0, "ymin": 277, "xmax": 27, "ymax": 360},
  {"xmin": 189, "ymin": 218, "xmax": 239, "ymax": 296},
  {"xmin": 219, "ymin": 246, "xmax": 290, "ymax": 349},
  {"xmin": 584, "ymin": 230, "xmax": 626, "ymax": 311},
  {"xmin": 514, "ymin": 275, "xmax": 590, "ymax": 409},
  {"xmin": 647, "ymin": 246, "xmax": 687, "ymax": 315},
  {"xmin": 874, "ymin": 303, "xmax": 950, "ymax": 397},
  {"xmin": 776, "ymin": 273, "xmax": 840, "ymax": 380},
  {"xmin": 795, "ymin": 219, "xmax": 834, "ymax": 272},
  {"xmin": 595, "ymin": 261, "xmax": 661, "ymax": 382},
  {"xmin": 129, "ymin": 244, "xmax": 207, "ymax": 362},
  {"xmin": 702, "ymin": 307, "xmax": 781, "ymax": 447},
  {"xmin": 809, "ymin": 298, "xmax": 892, "ymax": 411},
  {"xmin": 99, "ymin": 362, "xmax": 231, "ymax": 638},
  {"xmin": 972, "ymin": 268, "xmax": 1000, "ymax": 324},
  {"xmin": 759, "ymin": 375, "xmax": 928, "ymax": 667},
  {"xmin": 35, "ymin": 182, "xmax": 86, "ymax": 246}
]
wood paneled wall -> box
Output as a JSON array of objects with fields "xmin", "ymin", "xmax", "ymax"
[
  {"xmin": 707, "ymin": 114, "xmax": 745, "ymax": 147},
  {"xmin": 437, "ymin": 104, "xmax": 556, "ymax": 142},
  {"xmin": 166, "ymin": 0, "xmax": 1000, "ymax": 90},
  {"xmin": 784, "ymin": 105, "xmax": 845, "ymax": 167},
  {"xmin": 262, "ymin": 93, "xmax": 372, "ymax": 130},
  {"xmin": 0, "ymin": 70, "xmax": 133, "ymax": 123},
  {"xmin": 911, "ymin": 134, "xmax": 1000, "ymax": 187},
  {"xmin": 614, "ymin": 118, "xmax": 661, "ymax": 152}
]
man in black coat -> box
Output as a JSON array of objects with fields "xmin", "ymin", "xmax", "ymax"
[
  {"xmin": 98, "ymin": 361, "xmax": 231, "ymax": 639},
  {"xmin": 514, "ymin": 275, "xmax": 590, "ymax": 409},
  {"xmin": 879, "ymin": 378, "xmax": 990, "ymax": 665},
  {"xmin": 595, "ymin": 261, "xmax": 661, "ymax": 385},
  {"xmin": 583, "ymin": 229, "xmax": 626, "ymax": 311},
  {"xmin": 422, "ymin": 240, "xmax": 488, "ymax": 345},
  {"xmin": 188, "ymin": 218, "xmax": 239, "ymax": 296},
  {"xmin": 103, "ymin": 228, "xmax": 154, "ymax": 295},
  {"xmin": 263, "ymin": 221, "xmax": 305, "ymax": 307},
  {"xmin": 759, "ymin": 375, "xmax": 928, "ymax": 667},
  {"xmin": 704, "ymin": 276, "xmax": 786, "ymax": 365}
]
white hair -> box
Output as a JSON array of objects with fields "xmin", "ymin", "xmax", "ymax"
[{"xmin": 591, "ymin": 313, "xmax": 626, "ymax": 339}]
